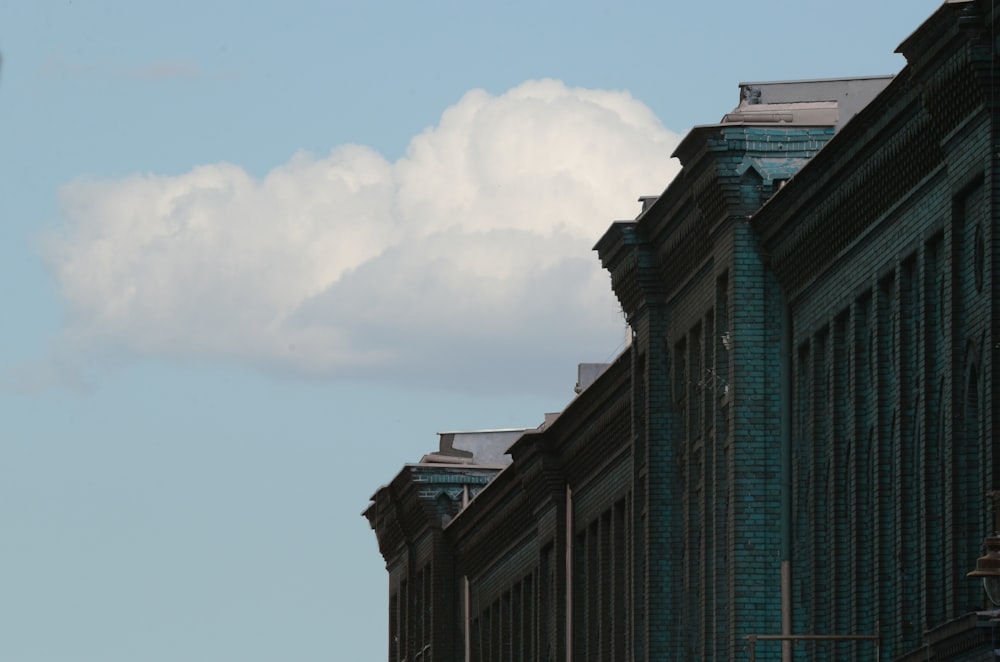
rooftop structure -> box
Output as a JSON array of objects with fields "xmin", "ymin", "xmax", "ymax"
[{"xmin": 724, "ymin": 76, "xmax": 893, "ymax": 130}]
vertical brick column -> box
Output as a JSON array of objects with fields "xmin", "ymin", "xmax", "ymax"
[
  {"xmin": 634, "ymin": 300, "xmax": 685, "ymax": 659},
  {"xmin": 728, "ymin": 220, "xmax": 785, "ymax": 657}
]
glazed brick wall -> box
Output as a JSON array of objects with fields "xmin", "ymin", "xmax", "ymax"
[
  {"xmin": 630, "ymin": 123, "xmax": 834, "ymax": 658},
  {"xmin": 469, "ymin": 537, "xmax": 537, "ymax": 609},
  {"xmin": 634, "ymin": 302, "xmax": 685, "ymax": 660},
  {"xmin": 780, "ymin": 94, "xmax": 994, "ymax": 661},
  {"xmin": 449, "ymin": 353, "xmax": 632, "ymax": 662},
  {"xmin": 728, "ymin": 220, "xmax": 786, "ymax": 657},
  {"xmin": 572, "ymin": 451, "xmax": 631, "ymax": 526}
]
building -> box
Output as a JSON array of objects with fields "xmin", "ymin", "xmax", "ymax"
[{"xmin": 366, "ymin": 1, "xmax": 1000, "ymax": 659}]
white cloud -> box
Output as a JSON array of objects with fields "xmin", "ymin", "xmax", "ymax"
[{"xmin": 43, "ymin": 79, "xmax": 681, "ymax": 393}]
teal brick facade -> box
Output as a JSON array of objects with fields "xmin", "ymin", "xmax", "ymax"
[
  {"xmin": 754, "ymin": 4, "xmax": 1000, "ymax": 658},
  {"xmin": 366, "ymin": 2, "xmax": 1000, "ymax": 660}
]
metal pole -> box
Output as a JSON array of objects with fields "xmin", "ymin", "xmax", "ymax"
[{"xmin": 745, "ymin": 632, "xmax": 880, "ymax": 660}]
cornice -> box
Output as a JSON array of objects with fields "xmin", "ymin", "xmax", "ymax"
[{"xmin": 594, "ymin": 221, "xmax": 666, "ymax": 323}]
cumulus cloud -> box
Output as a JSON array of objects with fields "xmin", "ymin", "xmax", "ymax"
[{"xmin": 43, "ymin": 79, "xmax": 681, "ymax": 393}]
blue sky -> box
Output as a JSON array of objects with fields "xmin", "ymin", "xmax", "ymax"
[{"xmin": 2, "ymin": 1, "xmax": 941, "ymax": 660}]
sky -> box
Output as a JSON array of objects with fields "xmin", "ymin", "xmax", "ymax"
[{"xmin": 1, "ymin": 1, "xmax": 943, "ymax": 660}]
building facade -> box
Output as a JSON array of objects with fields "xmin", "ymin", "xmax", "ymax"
[{"xmin": 366, "ymin": 2, "xmax": 1000, "ymax": 659}]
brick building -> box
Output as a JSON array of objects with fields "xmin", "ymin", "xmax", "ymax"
[{"xmin": 365, "ymin": 1, "xmax": 1000, "ymax": 659}]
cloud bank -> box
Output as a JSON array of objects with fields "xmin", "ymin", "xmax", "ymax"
[{"xmin": 44, "ymin": 80, "xmax": 681, "ymax": 393}]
